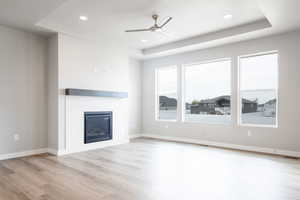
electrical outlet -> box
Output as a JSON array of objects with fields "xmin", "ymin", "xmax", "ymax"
[
  {"xmin": 14, "ymin": 134, "xmax": 20, "ymax": 141},
  {"xmin": 247, "ymin": 130, "xmax": 252, "ymax": 137}
]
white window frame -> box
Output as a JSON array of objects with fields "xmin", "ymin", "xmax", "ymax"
[
  {"xmin": 237, "ymin": 51, "xmax": 279, "ymax": 128},
  {"xmin": 182, "ymin": 58, "xmax": 233, "ymax": 125},
  {"xmin": 155, "ymin": 65, "xmax": 178, "ymax": 122}
]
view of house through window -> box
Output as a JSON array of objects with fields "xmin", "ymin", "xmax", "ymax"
[
  {"xmin": 239, "ymin": 52, "xmax": 278, "ymax": 126},
  {"xmin": 156, "ymin": 66, "xmax": 177, "ymax": 120},
  {"xmin": 184, "ymin": 59, "xmax": 231, "ymax": 124}
]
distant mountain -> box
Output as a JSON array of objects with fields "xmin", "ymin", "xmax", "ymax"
[
  {"xmin": 198, "ymin": 95, "xmax": 256, "ymax": 104},
  {"xmin": 159, "ymin": 96, "xmax": 177, "ymax": 107}
]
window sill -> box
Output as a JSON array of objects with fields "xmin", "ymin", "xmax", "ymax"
[
  {"xmin": 155, "ymin": 119, "xmax": 177, "ymax": 122},
  {"xmin": 238, "ymin": 123, "xmax": 278, "ymax": 128},
  {"xmin": 182, "ymin": 120, "xmax": 233, "ymax": 126}
]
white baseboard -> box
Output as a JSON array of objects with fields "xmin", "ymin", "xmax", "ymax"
[
  {"xmin": 141, "ymin": 134, "xmax": 300, "ymax": 158},
  {"xmin": 47, "ymin": 148, "xmax": 57, "ymax": 155},
  {"xmin": 2, "ymin": 135, "xmax": 298, "ymax": 160},
  {"xmin": 47, "ymin": 148, "xmax": 59, "ymax": 156},
  {"xmin": 47, "ymin": 148, "xmax": 69, "ymax": 156},
  {"xmin": 0, "ymin": 139, "xmax": 130, "ymax": 160},
  {"xmin": 129, "ymin": 134, "xmax": 143, "ymax": 139},
  {"xmin": 0, "ymin": 148, "xmax": 48, "ymax": 161}
]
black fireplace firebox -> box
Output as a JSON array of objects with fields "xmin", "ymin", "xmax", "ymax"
[{"xmin": 84, "ymin": 112, "xmax": 112, "ymax": 144}]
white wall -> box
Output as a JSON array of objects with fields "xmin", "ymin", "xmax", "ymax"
[
  {"xmin": 0, "ymin": 25, "xmax": 48, "ymax": 154},
  {"xmin": 47, "ymin": 34, "xmax": 59, "ymax": 150},
  {"xmin": 0, "ymin": 26, "xmax": 143, "ymax": 156},
  {"xmin": 128, "ymin": 58, "xmax": 142, "ymax": 136},
  {"xmin": 57, "ymin": 33, "xmax": 130, "ymax": 152},
  {"xmin": 142, "ymin": 30, "xmax": 300, "ymax": 153}
]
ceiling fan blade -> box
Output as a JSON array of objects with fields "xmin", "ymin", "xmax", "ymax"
[
  {"xmin": 125, "ymin": 28, "xmax": 151, "ymax": 32},
  {"xmin": 159, "ymin": 17, "xmax": 172, "ymax": 28}
]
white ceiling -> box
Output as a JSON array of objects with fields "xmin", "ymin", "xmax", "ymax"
[
  {"xmin": 0, "ymin": 0, "xmax": 68, "ymax": 34},
  {"xmin": 0, "ymin": 0, "xmax": 300, "ymax": 58},
  {"xmin": 37, "ymin": 0, "xmax": 265, "ymax": 48}
]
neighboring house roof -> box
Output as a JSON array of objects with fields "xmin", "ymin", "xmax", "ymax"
[
  {"xmin": 242, "ymin": 98, "xmax": 257, "ymax": 104},
  {"xmin": 159, "ymin": 96, "xmax": 177, "ymax": 107},
  {"xmin": 265, "ymin": 99, "xmax": 276, "ymax": 105}
]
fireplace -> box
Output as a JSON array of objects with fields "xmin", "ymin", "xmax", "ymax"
[{"xmin": 84, "ymin": 112, "xmax": 112, "ymax": 144}]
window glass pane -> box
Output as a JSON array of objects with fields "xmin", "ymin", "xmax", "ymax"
[
  {"xmin": 184, "ymin": 60, "xmax": 231, "ymax": 124},
  {"xmin": 239, "ymin": 53, "xmax": 278, "ymax": 126},
  {"xmin": 157, "ymin": 66, "xmax": 177, "ymax": 120}
]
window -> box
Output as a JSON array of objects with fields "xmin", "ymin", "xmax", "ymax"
[
  {"xmin": 183, "ymin": 59, "xmax": 231, "ymax": 124},
  {"xmin": 239, "ymin": 52, "xmax": 278, "ymax": 127},
  {"xmin": 156, "ymin": 66, "xmax": 177, "ymax": 121}
]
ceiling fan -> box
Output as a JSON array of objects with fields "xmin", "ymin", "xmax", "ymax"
[{"xmin": 125, "ymin": 14, "xmax": 172, "ymax": 33}]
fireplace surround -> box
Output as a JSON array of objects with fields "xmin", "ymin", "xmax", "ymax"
[{"xmin": 64, "ymin": 89, "xmax": 129, "ymax": 154}]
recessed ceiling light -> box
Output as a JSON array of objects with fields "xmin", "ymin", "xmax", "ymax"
[
  {"xmin": 224, "ymin": 14, "xmax": 233, "ymax": 20},
  {"xmin": 141, "ymin": 39, "xmax": 148, "ymax": 43},
  {"xmin": 79, "ymin": 15, "xmax": 88, "ymax": 21}
]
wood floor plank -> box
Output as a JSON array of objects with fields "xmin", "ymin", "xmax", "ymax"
[
  {"xmin": 0, "ymin": 163, "xmax": 14, "ymax": 177},
  {"xmin": 0, "ymin": 138, "xmax": 300, "ymax": 200}
]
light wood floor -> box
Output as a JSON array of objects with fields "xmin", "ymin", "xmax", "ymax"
[{"xmin": 0, "ymin": 138, "xmax": 300, "ymax": 200}]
